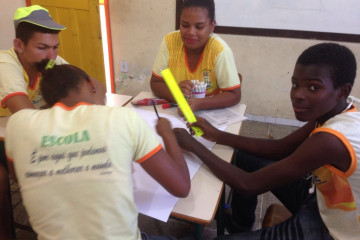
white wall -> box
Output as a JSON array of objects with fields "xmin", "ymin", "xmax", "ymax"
[
  {"xmin": 109, "ymin": 0, "xmax": 360, "ymax": 119},
  {"xmin": 2, "ymin": 1, "xmax": 359, "ymax": 120},
  {"xmin": 0, "ymin": 0, "xmax": 25, "ymax": 49}
]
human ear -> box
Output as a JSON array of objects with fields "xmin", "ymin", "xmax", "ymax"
[
  {"xmin": 13, "ymin": 38, "xmax": 24, "ymax": 53},
  {"xmin": 338, "ymin": 83, "xmax": 352, "ymax": 100},
  {"xmin": 87, "ymin": 77, "xmax": 97, "ymax": 93},
  {"xmin": 209, "ymin": 20, "xmax": 216, "ymax": 32}
]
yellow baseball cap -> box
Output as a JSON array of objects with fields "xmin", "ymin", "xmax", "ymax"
[{"xmin": 14, "ymin": 5, "xmax": 66, "ymax": 30}]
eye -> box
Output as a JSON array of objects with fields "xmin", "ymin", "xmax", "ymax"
[
  {"xmin": 309, "ymin": 85, "xmax": 318, "ymax": 91},
  {"xmin": 291, "ymin": 82, "xmax": 298, "ymax": 88},
  {"xmin": 196, "ymin": 25, "xmax": 205, "ymax": 30},
  {"xmin": 181, "ymin": 23, "xmax": 189, "ymax": 28}
]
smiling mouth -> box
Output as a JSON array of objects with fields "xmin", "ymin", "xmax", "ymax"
[
  {"xmin": 293, "ymin": 106, "xmax": 308, "ymax": 113},
  {"xmin": 186, "ymin": 39, "xmax": 197, "ymax": 44}
]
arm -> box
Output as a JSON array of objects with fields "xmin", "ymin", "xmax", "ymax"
[
  {"xmin": 174, "ymin": 128, "xmax": 350, "ymax": 197},
  {"xmin": 150, "ymin": 74, "xmax": 176, "ymax": 101},
  {"xmin": 191, "ymin": 117, "xmax": 316, "ymax": 159},
  {"xmin": 150, "ymin": 74, "xmax": 195, "ymax": 100},
  {"xmin": 140, "ymin": 118, "xmax": 190, "ymax": 197},
  {"xmin": 5, "ymin": 95, "xmax": 35, "ymax": 114},
  {"xmin": 187, "ymin": 87, "xmax": 241, "ymax": 112}
]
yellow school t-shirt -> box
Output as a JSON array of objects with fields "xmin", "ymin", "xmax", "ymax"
[
  {"xmin": 0, "ymin": 48, "xmax": 67, "ymax": 116},
  {"xmin": 6, "ymin": 103, "xmax": 162, "ymax": 239},
  {"xmin": 152, "ymin": 31, "xmax": 240, "ymax": 96}
]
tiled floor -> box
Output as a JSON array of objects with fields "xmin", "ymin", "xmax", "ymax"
[{"xmin": 10, "ymin": 120, "xmax": 299, "ymax": 240}]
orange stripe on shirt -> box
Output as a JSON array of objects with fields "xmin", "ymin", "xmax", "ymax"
[
  {"xmin": 220, "ymin": 84, "xmax": 241, "ymax": 91},
  {"xmin": 54, "ymin": 102, "xmax": 92, "ymax": 110},
  {"xmin": 1, "ymin": 92, "xmax": 28, "ymax": 108},
  {"xmin": 152, "ymin": 71, "xmax": 163, "ymax": 79},
  {"xmin": 28, "ymin": 73, "xmax": 40, "ymax": 90},
  {"xmin": 184, "ymin": 47, "xmax": 204, "ymax": 73},
  {"xmin": 312, "ymin": 127, "xmax": 357, "ymax": 178},
  {"xmin": 136, "ymin": 144, "xmax": 162, "ymax": 163}
]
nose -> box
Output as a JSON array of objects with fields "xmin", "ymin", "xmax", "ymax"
[
  {"xmin": 46, "ymin": 48, "xmax": 57, "ymax": 60},
  {"xmin": 291, "ymin": 87, "xmax": 306, "ymax": 101},
  {"xmin": 188, "ymin": 26, "xmax": 196, "ymax": 35}
]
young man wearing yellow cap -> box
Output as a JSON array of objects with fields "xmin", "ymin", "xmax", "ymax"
[
  {"xmin": 0, "ymin": 5, "xmax": 67, "ymax": 116},
  {"xmin": 0, "ymin": 5, "xmax": 67, "ymax": 239}
]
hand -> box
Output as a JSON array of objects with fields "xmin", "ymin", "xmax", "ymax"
[
  {"xmin": 156, "ymin": 117, "xmax": 172, "ymax": 136},
  {"xmin": 173, "ymin": 128, "xmax": 197, "ymax": 152},
  {"xmin": 178, "ymin": 80, "xmax": 194, "ymax": 99},
  {"xmin": 177, "ymin": 98, "xmax": 200, "ymax": 116},
  {"xmin": 189, "ymin": 117, "xmax": 220, "ymax": 142}
]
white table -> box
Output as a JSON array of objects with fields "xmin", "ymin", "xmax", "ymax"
[
  {"xmin": 128, "ymin": 92, "xmax": 246, "ymax": 228},
  {"xmin": 106, "ymin": 93, "xmax": 132, "ymax": 107}
]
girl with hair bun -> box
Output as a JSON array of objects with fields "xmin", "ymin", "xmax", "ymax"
[{"xmin": 5, "ymin": 60, "xmax": 191, "ymax": 240}]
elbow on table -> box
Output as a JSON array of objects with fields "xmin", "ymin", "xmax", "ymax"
[
  {"xmin": 225, "ymin": 87, "xmax": 241, "ymax": 106},
  {"xmin": 233, "ymin": 87, "xmax": 241, "ymax": 104},
  {"xmin": 172, "ymin": 179, "xmax": 191, "ymax": 198}
]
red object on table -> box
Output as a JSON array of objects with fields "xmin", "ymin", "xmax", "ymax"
[{"xmin": 131, "ymin": 98, "xmax": 169, "ymax": 106}]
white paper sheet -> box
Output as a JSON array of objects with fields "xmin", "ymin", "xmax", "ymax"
[
  {"xmin": 132, "ymin": 109, "xmax": 218, "ymax": 221},
  {"xmin": 196, "ymin": 106, "xmax": 247, "ymax": 128}
]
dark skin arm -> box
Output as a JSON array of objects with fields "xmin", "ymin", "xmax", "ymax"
[
  {"xmin": 140, "ymin": 118, "xmax": 190, "ymax": 197},
  {"xmin": 173, "ymin": 127, "xmax": 350, "ymax": 197},
  {"xmin": 5, "ymin": 95, "xmax": 35, "ymax": 114},
  {"xmin": 150, "ymin": 74, "xmax": 241, "ymax": 113},
  {"xmin": 190, "ymin": 116, "xmax": 316, "ymax": 159}
]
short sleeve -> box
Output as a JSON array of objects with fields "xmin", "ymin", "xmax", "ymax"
[
  {"xmin": 122, "ymin": 109, "xmax": 162, "ymax": 163},
  {"xmin": 0, "ymin": 61, "xmax": 28, "ymax": 106},
  {"xmin": 152, "ymin": 38, "xmax": 170, "ymax": 78},
  {"xmin": 214, "ymin": 48, "xmax": 240, "ymax": 90}
]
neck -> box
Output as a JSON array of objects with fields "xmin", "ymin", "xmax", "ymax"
[
  {"xmin": 185, "ymin": 43, "xmax": 206, "ymax": 55},
  {"xmin": 317, "ymin": 99, "xmax": 351, "ymax": 126},
  {"xmin": 59, "ymin": 90, "xmax": 96, "ymax": 108}
]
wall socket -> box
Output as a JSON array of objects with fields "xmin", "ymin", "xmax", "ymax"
[{"xmin": 120, "ymin": 60, "xmax": 128, "ymax": 72}]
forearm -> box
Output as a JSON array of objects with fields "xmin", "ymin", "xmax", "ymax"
[
  {"xmin": 215, "ymin": 131, "xmax": 288, "ymax": 159},
  {"xmin": 194, "ymin": 89, "xmax": 240, "ymax": 111},
  {"xmin": 6, "ymin": 95, "xmax": 35, "ymax": 114},
  {"xmin": 161, "ymin": 133, "xmax": 190, "ymax": 178},
  {"xmin": 189, "ymin": 140, "xmax": 255, "ymax": 194},
  {"xmin": 150, "ymin": 80, "xmax": 175, "ymax": 101}
]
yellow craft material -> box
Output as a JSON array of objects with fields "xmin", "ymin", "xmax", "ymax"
[{"xmin": 161, "ymin": 68, "xmax": 204, "ymax": 137}]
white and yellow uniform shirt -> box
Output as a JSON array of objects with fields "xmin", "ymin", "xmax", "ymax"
[
  {"xmin": 152, "ymin": 31, "xmax": 240, "ymax": 96},
  {"xmin": 5, "ymin": 103, "xmax": 162, "ymax": 240},
  {"xmin": 311, "ymin": 107, "xmax": 360, "ymax": 240},
  {"xmin": 0, "ymin": 48, "xmax": 67, "ymax": 116}
]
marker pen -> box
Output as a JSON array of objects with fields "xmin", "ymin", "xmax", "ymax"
[{"xmin": 162, "ymin": 103, "xmax": 178, "ymax": 109}]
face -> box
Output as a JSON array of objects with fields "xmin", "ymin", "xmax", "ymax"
[
  {"xmin": 290, "ymin": 64, "xmax": 341, "ymax": 123},
  {"xmin": 16, "ymin": 32, "xmax": 60, "ymax": 68},
  {"xmin": 180, "ymin": 7, "xmax": 215, "ymax": 53}
]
